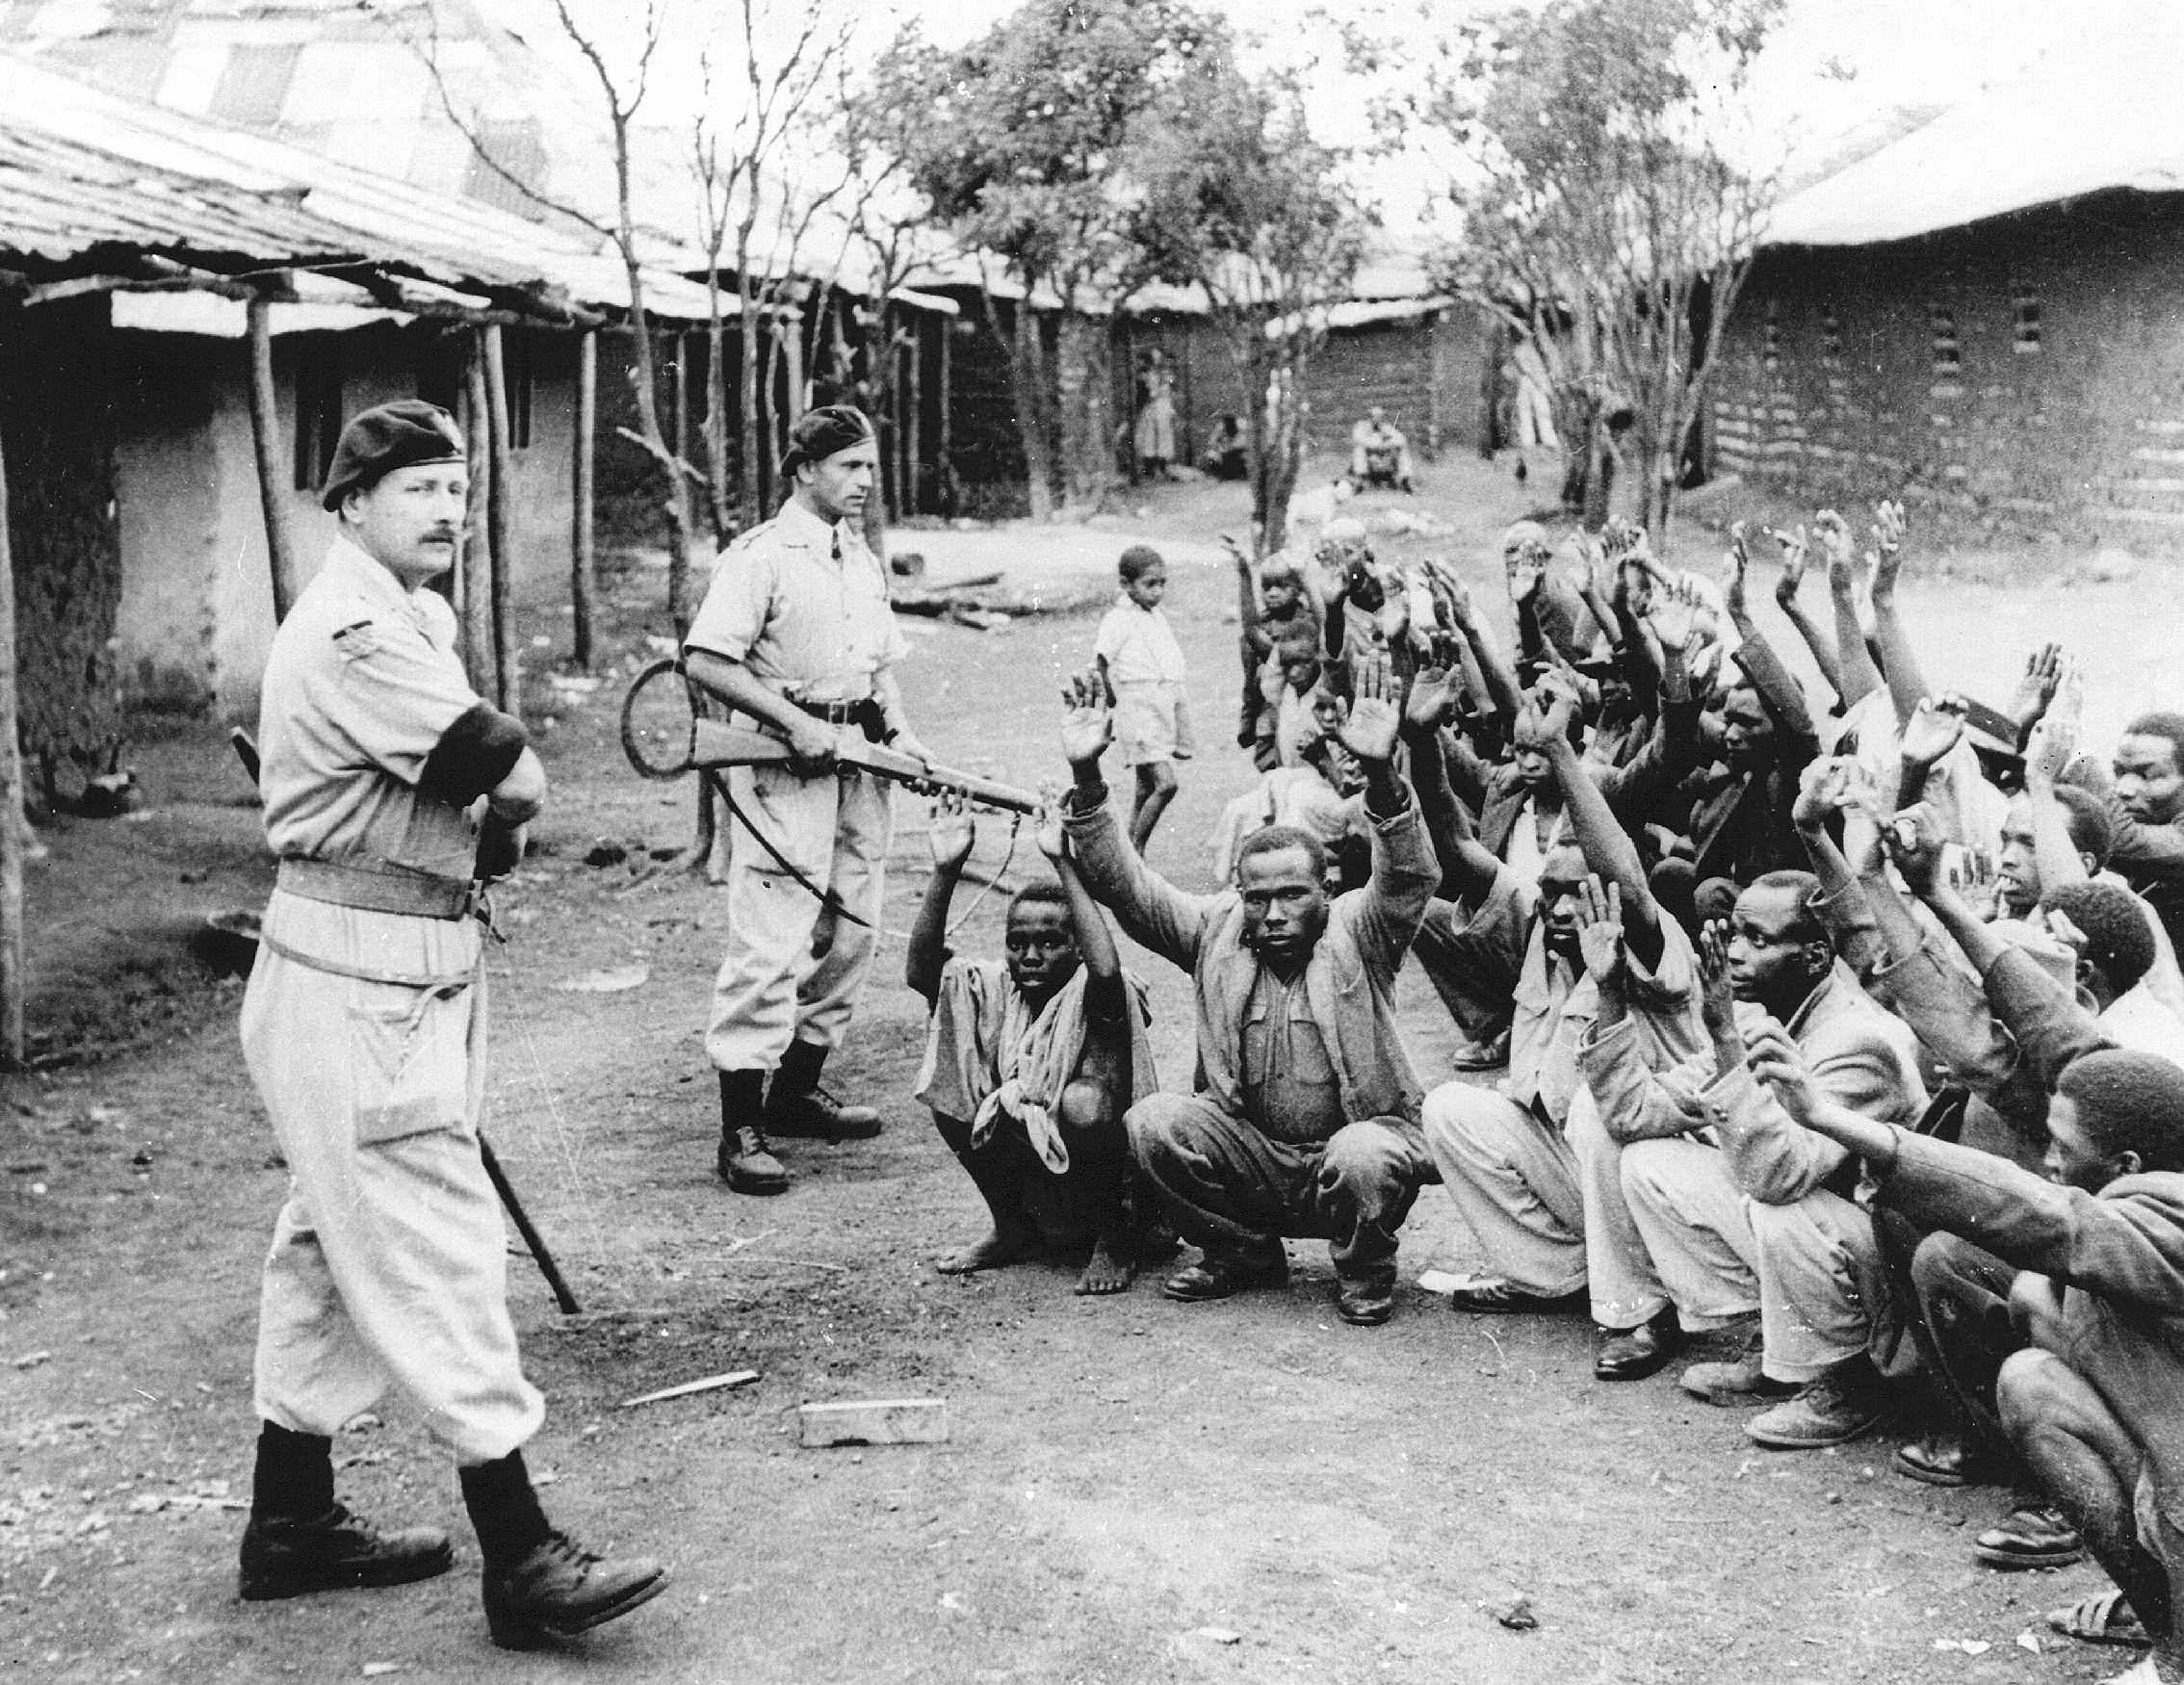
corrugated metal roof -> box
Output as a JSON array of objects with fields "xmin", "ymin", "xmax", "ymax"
[
  {"xmin": 1765, "ymin": 4, "xmax": 2184, "ymax": 247},
  {"xmin": 0, "ymin": 51, "xmax": 720, "ymax": 321}
]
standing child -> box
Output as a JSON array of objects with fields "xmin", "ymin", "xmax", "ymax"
[
  {"xmin": 1094, "ymin": 544, "xmax": 1193, "ymax": 853},
  {"xmin": 1227, "ymin": 534, "xmax": 1325, "ymax": 764},
  {"xmin": 908, "ymin": 793, "xmax": 1157, "ymax": 1295}
]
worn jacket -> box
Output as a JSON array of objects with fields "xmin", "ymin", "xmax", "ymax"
[
  {"xmin": 1065, "ymin": 787, "xmax": 1437, "ymax": 1132},
  {"xmin": 1879, "ymin": 1129, "xmax": 2184, "ymax": 1529}
]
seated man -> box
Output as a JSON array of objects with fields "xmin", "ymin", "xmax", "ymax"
[
  {"xmin": 1612, "ymin": 872, "xmax": 1926, "ymax": 1446},
  {"xmin": 1059, "ymin": 656, "xmax": 1439, "ymax": 1327},
  {"xmin": 1348, "ymin": 406, "xmax": 1416, "ymax": 492},
  {"xmin": 907, "ymin": 796, "xmax": 1156, "ymax": 1296},
  {"xmin": 1419, "ymin": 679, "xmax": 1709, "ymax": 1380},
  {"xmin": 1755, "ymin": 1034, "xmax": 2184, "ymax": 1685}
]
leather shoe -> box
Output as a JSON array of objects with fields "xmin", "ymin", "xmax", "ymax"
[
  {"xmin": 1974, "ymin": 1503, "xmax": 2086, "ymax": 1570},
  {"xmin": 1162, "ymin": 1242, "xmax": 1287, "ymax": 1303},
  {"xmin": 1746, "ymin": 1357, "xmax": 1888, "ymax": 1449},
  {"xmin": 764, "ymin": 1086, "xmax": 882, "ymax": 1141},
  {"xmin": 1444, "ymin": 1278, "xmax": 1587, "ymax": 1315},
  {"xmin": 1336, "ymin": 1279, "xmax": 1395, "ymax": 1326},
  {"xmin": 1896, "ymin": 1430, "xmax": 2006, "ymax": 1489},
  {"xmin": 1677, "ymin": 1356, "xmax": 1798, "ymax": 1406},
  {"xmin": 1594, "ymin": 1308, "xmax": 1681, "ymax": 1382},
  {"xmin": 717, "ymin": 1125, "xmax": 789, "ymax": 1195},
  {"xmin": 238, "ymin": 1504, "xmax": 454, "ymax": 1601},
  {"xmin": 482, "ymin": 1529, "xmax": 669, "ymax": 1649}
]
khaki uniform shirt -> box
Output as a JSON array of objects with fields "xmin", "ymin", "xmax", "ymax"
[
  {"xmin": 257, "ymin": 535, "xmax": 481, "ymax": 881},
  {"xmin": 683, "ymin": 498, "xmax": 906, "ymax": 705}
]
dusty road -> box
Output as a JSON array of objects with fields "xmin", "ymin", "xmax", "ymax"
[{"xmin": 0, "ymin": 454, "xmax": 2163, "ymax": 1682}]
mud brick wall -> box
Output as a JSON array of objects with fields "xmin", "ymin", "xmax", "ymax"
[
  {"xmin": 1710, "ymin": 190, "xmax": 2184, "ymax": 551},
  {"xmin": 1305, "ymin": 306, "xmax": 1495, "ymax": 461}
]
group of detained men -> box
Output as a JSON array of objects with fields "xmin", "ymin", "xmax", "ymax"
[{"xmin": 908, "ymin": 503, "xmax": 2184, "ymax": 1681}]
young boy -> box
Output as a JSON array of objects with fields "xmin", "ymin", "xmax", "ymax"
[
  {"xmin": 1094, "ymin": 545, "xmax": 1193, "ymax": 853},
  {"xmin": 1228, "ymin": 535, "xmax": 1324, "ymax": 759},
  {"xmin": 907, "ymin": 794, "xmax": 1157, "ymax": 1295}
]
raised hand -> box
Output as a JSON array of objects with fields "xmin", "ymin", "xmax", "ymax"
[
  {"xmin": 1793, "ymin": 755, "xmax": 1859, "ymax": 831},
  {"xmin": 1032, "ymin": 786, "xmax": 1067, "ymax": 863},
  {"xmin": 1647, "ymin": 575, "xmax": 1701, "ymax": 653},
  {"xmin": 1059, "ymin": 670, "xmax": 1113, "ymax": 767},
  {"xmin": 1873, "ymin": 498, "xmax": 1908, "ymax": 552},
  {"xmin": 1883, "ymin": 800, "xmax": 1950, "ymax": 896},
  {"xmin": 1601, "ymin": 519, "xmax": 1647, "ymax": 567},
  {"xmin": 1770, "ymin": 524, "xmax": 1810, "ymax": 608},
  {"xmin": 1431, "ymin": 562, "xmax": 1477, "ymax": 634},
  {"xmin": 928, "ymin": 790, "xmax": 975, "ymax": 871},
  {"xmin": 1746, "ymin": 1021, "xmax": 1822, "ymax": 1128},
  {"xmin": 1814, "ymin": 509, "xmax": 1857, "ymax": 591},
  {"xmin": 1337, "ymin": 652, "xmax": 1402, "ymax": 765},
  {"xmin": 1404, "ymin": 661, "xmax": 1459, "ymax": 732},
  {"xmin": 1505, "ymin": 537, "xmax": 1547, "ymax": 605},
  {"xmin": 1574, "ymin": 875, "xmax": 1625, "ymax": 986},
  {"xmin": 2009, "ymin": 642, "xmax": 2064, "ymax": 738},
  {"xmin": 2024, "ymin": 710, "xmax": 2076, "ymax": 791},
  {"xmin": 1899, "ymin": 696, "xmax": 1966, "ymax": 772},
  {"xmin": 1698, "ymin": 917, "xmax": 1739, "ymax": 1042},
  {"xmin": 1724, "ymin": 523, "xmax": 1750, "ymax": 619}
]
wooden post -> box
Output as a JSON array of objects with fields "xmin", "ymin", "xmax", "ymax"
[
  {"xmin": 0, "ymin": 393, "xmax": 24, "ymax": 1068},
  {"xmin": 571, "ymin": 327, "xmax": 597, "ymax": 671},
  {"xmin": 245, "ymin": 297, "xmax": 300, "ymax": 623},
  {"xmin": 937, "ymin": 318, "xmax": 954, "ymax": 516},
  {"xmin": 905, "ymin": 319, "xmax": 924, "ymax": 518},
  {"xmin": 671, "ymin": 328, "xmax": 689, "ymax": 476},
  {"xmin": 460, "ymin": 337, "xmax": 498, "ymax": 701},
  {"xmin": 782, "ymin": 305, "xmax": 806, "ymax": 426},
  {"xmin": 481, "ymin": 325, "xmax": 517, "ymax": 716}
]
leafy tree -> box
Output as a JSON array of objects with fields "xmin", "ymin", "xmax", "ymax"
[
  {"xmin": 1132, "ymin": 50, "xmax": 1369, "ymax": 557},
  {"xmin": 1360, "ymin": 0, "xmax": 1782, "ymax": 538},
  {"xmin": 867, "ymin": 0, "xmax": 1220, "ymax": 521}
]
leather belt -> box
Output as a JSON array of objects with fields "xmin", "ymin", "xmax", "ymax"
[
  {"xmin": 791, "ymin": 694, "xmax": 872, "ymax": 724},
  {"xmin": 276, "ymin": 856, "xmax": 472, "ymax": 920}
]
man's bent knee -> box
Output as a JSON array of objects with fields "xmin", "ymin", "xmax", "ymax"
[
  {"xmin": 1058, "ymin": 1077, "xmax": 1120, "ymax": 1136},
  {"xmin": 1996, "ymin": 1348, "xmax": 2076, "ymax": 1438}
]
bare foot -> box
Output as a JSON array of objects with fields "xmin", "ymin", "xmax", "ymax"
[
  {"xmin": 937, "ymin": 1224, "xmax": 1036, "ymax": 1275},
  {"xmin": 1074, "ymin": 1232, "xmax": 1135, "ymax": 1296}
]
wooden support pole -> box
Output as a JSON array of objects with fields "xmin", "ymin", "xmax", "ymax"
[
  {"xmin": 460, "ymin": 337, "xmax": 498, "ymax": 701},
  {"xmin": 671, "ymin": 328, "xmax": 689, "ymax": 477},
  {"xmin": 245, "ymin": 298, "xmax": 300, "ymax": 623},
  {"xmin": 571, "ymin": 327, "xmax": 597, "ymax": 672},
  {"xmin": 905, "ymin": 320, "xmax": 924, "ymax": 518},
  {"xmin": 782, "ymin": 306, "xmax": 806, "ymax": 427},
  {"xmin": 0, "ymin": 399, "xmax": 24, "ymax": 1068},
  {"xmin": 938, "ymin": 319, "xmax": 954, "ymax": 516},
  {"xmin": 481, "ymin": 324, "xmax": 517, "ymax": 716}
]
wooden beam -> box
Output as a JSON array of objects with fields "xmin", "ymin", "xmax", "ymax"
[
  {"xmin": 571, "ymin": 327, "xmax": 597, "ymax": 672},
  {"xmin": 459, "ymin": 336, "xmax": 499, "ymax": 701},
  {"xmin": 0, "ymin": 374, "xmax": 24, "ymax": 1068},
  {"xmin": 481, "ymin": 324, "xmax": 517, "ymax": 716},
  {"xmin": 245, "ymin": 298, "xmax": 301, "ymax": 622},
  {"xmin": 938, "ymin": 318, "xmax": 954, "ymax": 516}
]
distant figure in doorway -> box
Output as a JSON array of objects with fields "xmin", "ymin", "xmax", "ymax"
[
  {"xmin": 1349, "ymin": 406, "xmax": 1416, "ymax": 494},
  {"xmin": 1134, "ymin": 350, "xmax": 1179, "ymax": 481}
]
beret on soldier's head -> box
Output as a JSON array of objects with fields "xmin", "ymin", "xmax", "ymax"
[
  {"xmin": 781, "ymin": 404, "xmax": 876, "ymax": 476},
  {"xmin": 321, "ymin": 400, "xmax": 466, "ymax": 510}
]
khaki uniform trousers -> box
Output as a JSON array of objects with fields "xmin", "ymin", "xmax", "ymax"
[
  {"xmin": 1621, "ymin": 1136, "xmax": 1887, "ymax": 1382},
  {"xmin": 244, "ymin": 891, "xmax": 544, "ymax": 1465},
  {"xmin": 707, "ymin": 760, "xmax": 891, "ymax": 1072},
  {"xmin": 1419, "ymin": 1080, "xmax": 1672, "ymax": 1330}
]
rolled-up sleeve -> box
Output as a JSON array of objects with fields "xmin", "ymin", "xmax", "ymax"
[{"xmin": 683, "ymin": 548, "xmax": 773, "ymax": 664}]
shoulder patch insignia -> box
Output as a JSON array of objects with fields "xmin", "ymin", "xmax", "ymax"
[{"xmin": 331, "ymin": 619, "xmax": 380, "ymax": 661}]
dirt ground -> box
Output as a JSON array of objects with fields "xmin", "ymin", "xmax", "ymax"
[{"xmin": 1, "ymin": 450, "xmax": 2171, "ymax": 1683}]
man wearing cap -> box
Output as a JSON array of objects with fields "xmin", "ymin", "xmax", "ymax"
[
  {"xmin": 239, "ymin": 400, "xmax": 667, "ymax": 1647},
  {"xmin": 683, "ymin": 404, "xmax": 933, "ymax": 1194}
]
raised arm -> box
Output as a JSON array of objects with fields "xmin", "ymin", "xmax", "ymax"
[
  {"xmin": 1401, "ymin": 661, "xmax": 1502, "ymax": 905},
  {"xmin": 1533, "ymin": 674, "xmax": 1665, "ymax": 970},
  {"xmin": 905, "ymin": 794, "xmax": 976, "ymax": 1007},
  {"xmin": 1228, "ymin": 534, "xmax": 1269, "ymax": 651},
  {"xmin": 1034, "ymin": 798, "xmax": 1126, "ymax": 1023},
  {"xmin": 1432, "ymin": 565, "xmax": 1522, "ymax": 727},
  {"xmin": 2023, "ymin": 669, "xmax": 2092, "ymax": 899},
  {"xmin": 1764, "ymin": 524, "xmax": 1846, "ymax": 707},
  {"xmin": 1863, "ymin": 502, "xmax": 1931, "ymax": 726},
  {"xmin": 1336, "ymin": 652, "xmax": 1437, "ymax": 973},
  {"xmin": 1816, "ymin": 509, "xmax": 1883, "ymax": 711}
]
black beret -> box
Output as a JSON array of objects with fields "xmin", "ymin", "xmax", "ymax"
[
  {"xmin": 780, "ymin": 404, "xmax": 875, "ymax": 476},
  {"xmin": 321, "ymin": 400, "xmax": 466, "ymax": 510}
]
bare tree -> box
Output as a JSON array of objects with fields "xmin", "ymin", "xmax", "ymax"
[{"xmin": 1360, "ymin": 0, "xmax": 1782, "ymax": 540}]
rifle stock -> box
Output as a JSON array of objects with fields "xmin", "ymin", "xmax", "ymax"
[{"xmin": 690, "ymin": 719, "xmax": 1040, "ymax": 816}]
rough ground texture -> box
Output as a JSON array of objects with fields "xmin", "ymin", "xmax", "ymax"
[{"xmin": 0, "ymin": 452, "xmax": 2166, "ymax": 1682}]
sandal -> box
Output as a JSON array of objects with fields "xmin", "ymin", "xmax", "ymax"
[
  {"xmin": 1976, "ymin": 1503, "xmax": 2086, "ymax": 1569},
  {"xmin": 2046, "ymin": 1588, "xmax": 2150, "ymax": 1647}
]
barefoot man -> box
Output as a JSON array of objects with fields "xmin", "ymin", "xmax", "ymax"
[{"xmin": 907, "ymin": 794, "xmax": 1157, "ymax": 1294}]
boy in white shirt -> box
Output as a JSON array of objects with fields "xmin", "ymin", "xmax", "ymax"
[{"xmin": 1094, "ymin": 545, "xmax": 1194, "ymax": 853}]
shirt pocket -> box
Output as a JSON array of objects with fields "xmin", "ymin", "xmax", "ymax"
[{"xmin": 349, "ymin": 979, "xmax": 472, "ymax": 1147}]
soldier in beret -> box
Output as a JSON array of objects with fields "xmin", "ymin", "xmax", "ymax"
[
  {"xmin": 237, "ymin": 400, "xmax": 667, "ymax": 1646},
  {"xmin": 683, "ymin": 404, "xmax": 934, "ymax": 1193}
]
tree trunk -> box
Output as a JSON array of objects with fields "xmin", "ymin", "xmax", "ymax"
[
  {"xmin": 570, "ymin": 328, "xmax": 597, "ymax": 670},
  {"xmin": 739, "ymin": 286, "xmax": 765, "ymax": 529},
  {"xmin": 0, "ymin": 403, "xmax": 25, "ymax": 1069},
  {"xmin": 245, "ymin": 298, "xmax": 300, "ymax": 623},
  {"xmin": 481, "ymin": 325, "xmax": 518, "ymax": 716},
  {"xmin": 1007, "ymin": 301, "xmax": 1055, "ymax": 522},
  {"xmin": 459, "ymin": 343, "xmax": 499, "ymax": 700},
  {"xmin": 1055, "ymin": 307, "xmax": 1113, "ymax": 520}
]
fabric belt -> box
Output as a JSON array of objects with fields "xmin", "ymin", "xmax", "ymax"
[{"xmin": 276, "ymin": 856, "xmax": 473, "ymax": 920}]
